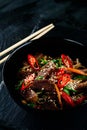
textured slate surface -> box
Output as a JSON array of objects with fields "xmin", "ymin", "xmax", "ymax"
[{"xmin": 0, "ymin": 0, "xmax": 87, "ymax": 130}]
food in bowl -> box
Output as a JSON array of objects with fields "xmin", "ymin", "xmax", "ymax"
[{"xmin": 15, "ymin": 52, "xmax": 87, "ymax": 110}]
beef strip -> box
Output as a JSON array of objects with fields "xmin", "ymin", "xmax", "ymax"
[
  {"xmin": 21, "ymin": 80, "xmax": 60, "ymax": 110},
  {"xmin": 21, "ymin": 87, "xmax": 38, "ymax": 103},
  {"xmin": 75, "ymin": 81, "xmax": 87, "ymax": 92},
  {"xmin": 30, "ymin": 80, "xmax": 59, "ymax": 110},
  {"xmin": 37, "ymin": 61, "xmax": 56, "ymax": 79}
]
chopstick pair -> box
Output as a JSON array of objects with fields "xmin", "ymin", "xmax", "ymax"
[{"xmin": 0, "ymin": 23, "xmax": 55, "ymax": 64}]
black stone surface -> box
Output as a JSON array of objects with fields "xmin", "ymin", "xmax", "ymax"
[{"xmin": 0, "ymin": 0, "xmax": 87, "ymax": 130}]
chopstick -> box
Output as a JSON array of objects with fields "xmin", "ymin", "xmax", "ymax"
[
  {"xmin": 0, "ymin": 23, "xmax": 55, "ymax": 64},
  {"xmin": 0, "ymin": 55, "xmax": 10, "ymax": 64},
  {"xmin": 0, "ymin": 23, "xmax": 54, "ymax": 57}
]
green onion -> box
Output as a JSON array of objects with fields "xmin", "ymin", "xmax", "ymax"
[
  {"xmin": 52, "ymin": 58, "xmax": 62, "ymax": 67},
  {"xmin": 15, "ymin": 80, "xmax": 23, "ymax": 90},
  {"xmin": 35, "ymin": 76, "xmax": 44, "ymax": 80},
  {"xmin": 64, "ymin": 85, "xmax": 77, "ymax": 92},
  {"xmin": 63, "ymin": 87, "xmax": 70, "ymax": 95},
  {"xmin": 38, "ymin": 58, "xmax": 48, "ymax": 66},
  {"xmin": 74, "ymin": 75, "xmax": 87, "ymax": 80},
  {"xmin": 27, "ymin": 103, "xmax": 36, "ymax": 108}
]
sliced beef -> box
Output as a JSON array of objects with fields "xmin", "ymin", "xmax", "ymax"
[
  {"xmin": 21, "ymin": 87, "xmax": 38, "ymax": 103},
  {"xmin": 37, "ymin": 61, "xmax": 56, "ymax": 79},
  {"xmin": 21, "ymin": 80, "xmax": 59, "ymax": 110},
  {"xmin": 75, "ymin": 81, "xmax": 87, "ymax": 93},
  {"xmin": 30, "ymin": 80, "xmax": 59, "ymax": 110}
]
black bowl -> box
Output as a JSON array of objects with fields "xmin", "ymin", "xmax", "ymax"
[{"xmin": 2, "ymin": 37, "xmax": 87, "ymax": 114}]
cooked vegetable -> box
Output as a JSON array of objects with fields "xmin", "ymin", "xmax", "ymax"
[
  {"xmin": 74, "ymin": 75, "xmax": 87, "ymax": 80},
  {"xmin": 54, "ymin": 84, "xmax": 62, "ymax": 108},
  {"xmin": 57, "ymin": 68, "xmax": 65, "ymax": 76},
  {"xmin": 63, "ymin": 87, "xmax": 70, "ymax": 95},
  {"xmin": 27, "ymin": 54, "xmax": 40, "ymax": 70},
  {"xmin": 61, "ymin": 91, "xmax": 75, "ymax": 107},
  {"xmin": 58, "ymin": 74, "xmax": 71, "ymax": 88},
  {"xmin": 61, "ymin": 54, "xmax": 73, "ymax": 68},
  {"xmin": 65, "ymin": 67, "xmax": 87, "ymax": 76},
  {"xmin": 20, "ymin": 73, "xmax": 35, "ymax": 90}
]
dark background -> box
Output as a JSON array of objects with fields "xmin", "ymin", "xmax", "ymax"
[{"xmin": 0, "ymin": 0, "xmax": 87, "ymax": 130}]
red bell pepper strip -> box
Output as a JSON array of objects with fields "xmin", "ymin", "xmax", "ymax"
[
  {"xmin": 56, "ymin": 68, "xmax": 65, "ymax": 76},
  {"xmin": 58, "ymin": 74, "xmax": 71, "ymax": 88},
  {"xmin": 74, "ymin": 95, "xmax": 86, "ymax": 105},
  {"xmin": 61, "ymin": 54, "xmax": 73, "ymax": 68},
  {"xmin": 21, "ymin": 82, "xmax": 28, "ymax": 91},
  {"xmin": 61, "ymin": 91, "xmax": 75, "ymax": 107},
  {"xmin": 27, "ymin": 54, "xmax": 40, "ymax": 70}
]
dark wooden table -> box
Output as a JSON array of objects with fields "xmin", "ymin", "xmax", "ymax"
[{"xmin": 0, "ymin": 0, "xmax": 87, "ymax": 130}]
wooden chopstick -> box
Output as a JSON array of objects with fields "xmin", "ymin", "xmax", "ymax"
[
  {"xmin": 0, "ymin": 55, "xmax": 10, "ymax": 64},
  {"xmin": 0, "ymin": 23, "xmax": 54, "ymax": 57},
  {"xmin": 0, "ymin": 23, "xmax": 54, "ymax": 64}
]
